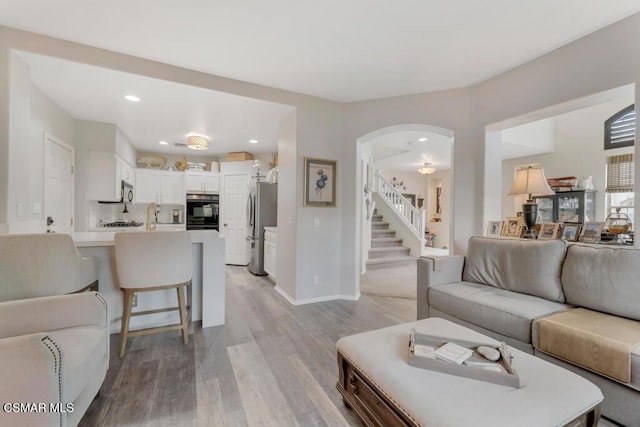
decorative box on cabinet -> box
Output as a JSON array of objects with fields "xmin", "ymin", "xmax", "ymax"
[{"xmin": 533, "ymin": 190, "xmax": 596, "ymax": 223}]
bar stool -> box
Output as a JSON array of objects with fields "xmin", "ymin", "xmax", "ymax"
[{"xmin": 114, "ymin": 231, "xmax": 192, "ymax": 356}]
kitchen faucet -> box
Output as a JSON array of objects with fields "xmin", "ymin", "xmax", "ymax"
[{"xmin": 146, "ymin": 202, "xmax": 158, "ymax": 231}]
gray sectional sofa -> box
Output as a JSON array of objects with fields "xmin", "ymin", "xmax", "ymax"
[{"xmin": 417, "ymin": 236, "xmax": 640, "ymax": 426}]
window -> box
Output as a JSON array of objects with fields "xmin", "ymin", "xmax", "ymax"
[
  {"xmin": 604, "ymin": 104, "xmax": 635, "ymax": 150},
  {"xmin": 605, "ymin": 153, "xmax": 634, "ymax": 227}
]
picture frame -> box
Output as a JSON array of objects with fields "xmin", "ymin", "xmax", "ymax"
[
  {"xmin": 538, "ymin": 223, "xmax": 560, "ymax": 240},
  {"xmin": 580, "ymin": 221, "xmax": 604, "ymax": 243},
  {"xmin": 303, "ymin": 157, "xmax": 337, "ymax": 207},
  {"xmin": 561, "ymin": 222, "xmax": 582, "ymax": 242},
  {"xmin": 486, "ymin": 220, "xmax": 503, "ymax": 238},
  {"xmin": 501, "ymin": 217, "xmax": 523, "ymax": 238}
]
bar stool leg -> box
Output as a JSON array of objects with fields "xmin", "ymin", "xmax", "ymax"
[
  {"xmin": 119, "ymin": 289, "xmax": 135, "ymax": 357},
  {"xmin": 177, "ymin": 285, "xmax": 188, "ymax": 345}
]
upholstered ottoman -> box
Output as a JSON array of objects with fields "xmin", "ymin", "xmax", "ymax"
[{"xmin": 336, "ymin": 318, "xmax": 602, "ymax": 427}]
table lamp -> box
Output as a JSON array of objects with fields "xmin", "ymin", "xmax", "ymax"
[{"xmin": 508, "ymin": 165, "xmax": 555, "ymax": 239}]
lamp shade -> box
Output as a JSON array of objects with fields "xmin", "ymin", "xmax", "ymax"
[
  {"xmin": 508, "ymin": 165, "xmax": 555, "ymax": 198},
  {"xmin": 418, "ymin": 162, "xmax": 437, "ymax": 175},
  {"xmin": 187, "ymin": 135, "xmax": 208, "ymax": 150}
]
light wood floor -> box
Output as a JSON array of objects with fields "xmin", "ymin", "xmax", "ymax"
[{"xmin": 81, "ymin": 266, "xmax": 416, "ymax": 426}]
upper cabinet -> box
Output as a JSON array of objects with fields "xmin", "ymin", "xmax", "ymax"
[
  {"xmin": 84, "ymin": 123, "xmax": 137, "ymax": 201},
  {"xmin": 135, "ymin": 169, "xmax": 185, "ymax": 204},
  {"xmin": 87, "ymin": 152, "xmax": 134, "ymax": 201},
  {"xmin": 185, "ymin": 171, "xmax": 220, "ymax": 193}
]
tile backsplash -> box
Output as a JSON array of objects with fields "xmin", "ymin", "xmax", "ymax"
[{"xmin": 89, "ymin": 202, "xmax": 184, "ymax": 228}]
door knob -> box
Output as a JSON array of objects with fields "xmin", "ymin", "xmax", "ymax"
[{"xmin": 46, "ymin": 216, "xmax": 54, "ymax": 226}]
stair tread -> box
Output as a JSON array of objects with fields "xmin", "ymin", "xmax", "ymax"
[
  {"xmin": 366, "ymin": 255, "xmax": 417, "ymax": 264},
  {"xmin": 369, "ymin": 246, "xmax": 409, "ymax": 252},
  {"xmin": 371, "ymin": 237, "xmax": 402, "ymax": 241}
]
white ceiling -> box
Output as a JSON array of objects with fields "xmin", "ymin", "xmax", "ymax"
[
  {"xmin": 371, "ymin": 130, "xmax": 452, "ymax": 173},
  {"xmin": 5, "ymin": 3, "xmax": 640, "ymax": 166},
  {"xmin": 1, "ymin": 1, "xmax": 639, "ymax": 102},
  {"xmin": 17, "ymin": 51, "xmax": 294, "ymax": 156}
]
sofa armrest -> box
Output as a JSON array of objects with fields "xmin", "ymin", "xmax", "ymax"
[
  {"xmin": 417, "ymin": 255, "xmax": 464, "ymax": 320},
  {"xmin": 0, "ymin": 292, "xmax": 107, "ymax": 339},
  {"xmin": 0, "ymin": 333, "xmax": 62, "ymax": 427}
]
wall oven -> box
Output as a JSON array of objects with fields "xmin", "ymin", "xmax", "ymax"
[{"xmin": 186, "ymin": 194, "xmax": 219, "ymax": 230}]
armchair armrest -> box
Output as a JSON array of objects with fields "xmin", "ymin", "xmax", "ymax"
[
  {"xmin": 0, "ymin": 333, "xmax": 62, "ymax": 427},
  {"xmin": 417, "ymin": 255, "xmax": 464, "ymax": 320},
  {"xmin": 0, "ymin": 292, "xmax": 107, "ymax": 340}
]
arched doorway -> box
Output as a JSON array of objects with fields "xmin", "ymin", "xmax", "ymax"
[{"xmin": 354, "ymin": 123, "xmax": 454, "ymax": 296}]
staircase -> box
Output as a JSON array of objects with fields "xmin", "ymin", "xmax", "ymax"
[{"xmin": 366, "ymin": 211, "xmax": 417, "ymax": 270}]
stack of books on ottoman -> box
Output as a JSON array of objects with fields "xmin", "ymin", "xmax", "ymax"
[{"xmin": 408, "ymin": 329, "xmax": 520, "ymax": 388}]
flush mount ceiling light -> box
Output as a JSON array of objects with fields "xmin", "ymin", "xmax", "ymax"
[
  {"xmin": 187, "ymin": 134, "xmax": 209, "ymax": 150},
  {"xmin": 249, "ymin": 139, "xmax": 259, "ymax": 144},
  {"xmin": 158, "ymin": 140, "xmax": 168, "ymax": 145},
  {"xmin": 124, "ymin": 94, "xmax": 140, "ymax": 102},
  {"xmin": 418, "ymin": 162, "xmax": 437, "ymax": 175}
]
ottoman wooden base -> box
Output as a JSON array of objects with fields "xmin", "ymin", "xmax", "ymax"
[{"xmin": 336, "ymin": 318, "xmax": 602, "ymax": 427}]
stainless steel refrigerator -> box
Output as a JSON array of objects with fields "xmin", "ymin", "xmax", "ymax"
[{"xmin": 247, "ymin": 182, "xmax": 277, "ymax": 275}]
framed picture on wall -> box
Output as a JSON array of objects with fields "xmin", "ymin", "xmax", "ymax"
[{"xmin": 304, "ymin": 157, "xmax": 337, "ymax": 207}]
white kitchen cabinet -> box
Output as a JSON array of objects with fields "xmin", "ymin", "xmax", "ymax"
[
  {"xmin": 185, "ymin": 171, "xmax": 220, "ymax": 193},
  {"xmin": 88, "ymin": 151, "xmax": 134, "ymax": 201},
  {"xmin": 135, "ymin": 169, "xmax": 185, "ymax": 204},
  {"xmin": 263, "ymin": 228, "xmax": 277, "ymax": 281}
]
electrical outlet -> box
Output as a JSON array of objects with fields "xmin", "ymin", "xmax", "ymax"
[
  {"xmin": 132, "ymin": 294, "xmax": 138, "ymax": 308},
  {"xmin": 313, "ymin": 275, "xmax": 320, "ymax": 285}
]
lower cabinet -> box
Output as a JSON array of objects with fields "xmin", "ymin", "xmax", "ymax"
[{"xmin": 263, "ymin": 229, "xmax": 277, "ymax": 281}]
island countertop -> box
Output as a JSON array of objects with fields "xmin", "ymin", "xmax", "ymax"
[
  {"xmin": 74, "ymin": 229, "xmax": 225, "ymax": 331},
  {"xmin": 73, "ymin": 229, "xmax": 219, "ymax": 247}
]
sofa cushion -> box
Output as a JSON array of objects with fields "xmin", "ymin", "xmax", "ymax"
[
  {"xmin": 463, "ymin": 237, "xmax": 567, "ymax": 302},
  {"xmin": 429, "ymin": 281, "xmax": 571, "ymax": 343},
  {"xmin": 562, "ymin": 244, "xmax": 640, "ymax": 321},
  {"xmin": 48, "ymin": 326, "xmax": 107, "ymax": 402}
]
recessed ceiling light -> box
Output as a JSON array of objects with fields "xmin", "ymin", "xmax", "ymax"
[
  {"xmin": 418, "ymin": 137, "xmax": 428, "ymax": 142},
  {"xmin": 158, "ymin": 140, "xmax": 168, "ymax": 145},
  {"xmin": 249, "ymin": 139, "xmax": 259, "ymax": 144},
  {"xmin": 124, "ymin": 95, "xmax": 141, "ymax": 102}
]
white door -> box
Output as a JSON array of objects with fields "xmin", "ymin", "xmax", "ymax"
[
  {"xmin": 44, "ymin": 133, "xmax": 74, "ymax": 233},
  {"xmin": 223, "ymin": 174, "xmax": 249, "ymax": 265}
]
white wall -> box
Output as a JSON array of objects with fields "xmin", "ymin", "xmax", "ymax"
[
  {"xmin": 501, "ymin": 97, "xmax": 634, "ymax": 220},
  {"xmin": 359, "ymin": 142, "xmax": 373, "ymax": 273},
  {"xmin": 2, "ymin": 12, "xmax": 640, "ymax": 300},
  {"xmin": 6, "ymin": 52, "xmax": 75, "ymax": 233},
  {"xmin": 275, "ymin": 110, "xmax": 297, "ymax": 299}
]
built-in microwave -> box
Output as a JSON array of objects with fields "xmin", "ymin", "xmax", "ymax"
[
  {"xmin": 186, "ymin": 193, "xmax": 219, "ymax": 230},
  {"xmin": 121, "ymin": 180, "xmax": 134, "ymax": 203}
]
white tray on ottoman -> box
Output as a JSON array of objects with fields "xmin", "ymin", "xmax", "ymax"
[{"xmin": 336, "ymin": 318, "xmax": 603, "ymax": 427}]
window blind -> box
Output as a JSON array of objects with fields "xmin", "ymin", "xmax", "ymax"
[
  {"xmin": 604, "ymin": 105, "xmax": 635, "ymax": 150},
  {"xmin": 606, "ymin": 153, "xmax": 634, "ymax": 193}
]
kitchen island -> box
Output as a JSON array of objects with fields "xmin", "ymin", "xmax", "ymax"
[{"xmin": 74, "ymin": 230, "xmax": 225, "ymax": 333}]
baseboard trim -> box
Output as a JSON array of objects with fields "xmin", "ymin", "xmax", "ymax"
[{"xmin": 274, "ymin": 286, "xmax": 361, "ymax": 305}]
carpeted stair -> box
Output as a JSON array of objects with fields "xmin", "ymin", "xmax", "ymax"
[{"xmin": 366, "ymin": 212, "xmax": 417, "ymax": 270}]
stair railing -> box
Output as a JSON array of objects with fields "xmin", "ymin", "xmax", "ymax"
[{"xmin": 374, "ymin": 171, "xmax": 426, "ymax": 244}]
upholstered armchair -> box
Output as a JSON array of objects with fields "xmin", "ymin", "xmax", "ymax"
[
  {"xmin": 0, "ymin": 234, "xmax": 108, "ymax": 426},
  {"xmin": 0, "ymin": 233, "xmax": 99, "ymax": 301}
]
